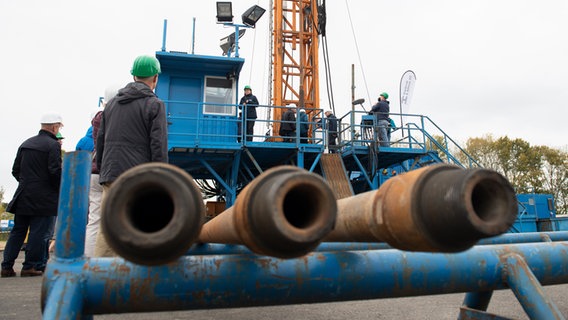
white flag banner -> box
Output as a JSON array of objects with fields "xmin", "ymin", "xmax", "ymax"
[{"xmin": 399, "ymin": 70, "xmax": 417, "ymax": 129}]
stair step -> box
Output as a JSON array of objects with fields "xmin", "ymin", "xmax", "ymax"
[{"xmin": 320, "ymin": 153, "xmax": 354, "ymax": 200}]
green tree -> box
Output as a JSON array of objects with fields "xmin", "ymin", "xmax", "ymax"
[
  {"xmin": 0, "ymin": 186, "xmax": 13, "ymax": 220},
  {"xmin": 463, "ymin": 134, "xmax": 500, "ymax": 169},
  {"xmin": 462, "ymin": 135, "xmax": 568, "ymax": 215},
  {"xmin": 538, "ymin": 146, "xmax": 568, "ymax": 215},
  {"xmin": 493, "ymin": 136, "xmax": 543, "ymax": 194}
]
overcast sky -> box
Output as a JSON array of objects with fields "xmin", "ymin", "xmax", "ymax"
[{"xmin": 1, "ymin": 0, "xmax": 567, "ymax": 200}]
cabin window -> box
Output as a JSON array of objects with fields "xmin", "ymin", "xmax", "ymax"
[{"xmin": 203, "ymin": 77, "xmax": 235, "ymax": 116}]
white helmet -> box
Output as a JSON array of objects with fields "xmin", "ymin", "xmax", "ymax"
[
  {"xmin": 104, "ymin": 84, "xmax": 121, "ymax": 105},
  {"xmin": 288, "ymin": 103, "xmax": 297, "ymax": 108},
  {"xmin": 40, "ymin": 113, "xmax": 63, "ymax": 125}
]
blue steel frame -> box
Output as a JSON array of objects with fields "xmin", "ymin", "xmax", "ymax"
[{"xmin": 42, "ymin": 152, "xmax": 568, "ymax": 319}]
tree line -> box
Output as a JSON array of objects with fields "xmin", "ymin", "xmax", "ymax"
[{"xmin": 456, "ymin": 134, "xmax": 567, "ymax": 215}]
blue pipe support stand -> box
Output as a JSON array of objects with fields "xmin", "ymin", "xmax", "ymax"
[
  {"xmin": 42, "ymin": 151, "xmax": 568, "ymax": 319},
  {"xmin": 43, "ymin": 242, "xmax": 568, "ymax": 317}
]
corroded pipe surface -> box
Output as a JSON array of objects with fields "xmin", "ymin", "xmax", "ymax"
[
  {"xmin": 325, "ymin": 164, "xmax": 518, "ymax": 252},
  {"xmin": 102, "ymin": 163, "xmax": 205, "ymax": 265},
  {"xmin": 198, "ymin": 166, "xmax": 337, "ymax": 258}
]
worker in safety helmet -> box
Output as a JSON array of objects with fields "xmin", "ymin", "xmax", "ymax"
[
  {"xmin": 238, "ymin": 85, "xmax": 259, "ymax": 142},
  {"xmin": 2, "ymin": 113, "xmax": 63, "ymax": 277},
  {"xmin": 370, "ymin": 92, "xmax": 390, "ymax": 147},
  {"xmin": 94, "ymin": 55, "xmax": 168, "ymax": 257}
]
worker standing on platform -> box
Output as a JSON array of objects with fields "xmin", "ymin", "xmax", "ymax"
[
  {"xmin": 324, "ymin": 110, "xmax": 338, "ymax": 153},
  {"xmin": 299, "ymin": 108, "xmax": 309, "ymax": 144},
  {"xmin": 371, "ymin": 92, "xmax": 390, "ymax": 147},
  {"xmin": 279, "ymin": 103, "xmax": 297, "ymax": 142},
  {"xmin": 238, "ymin": 85, "xmax": 259, "ymax": 142},
  {"xmin": 94, "ymin": 55, "xmax": 168, "ymax": 257}
]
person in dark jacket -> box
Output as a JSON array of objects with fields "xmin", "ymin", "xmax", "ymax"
[
  {"xmin": 238, "ymin": 85, "xmax": 259, "ymax": 142},
  {"xmin": 94, "ymin": 55, "xmax": 168, "ymax": 257},
  {"xmin": 298, "ymin": 109, "xmax": 309, "ymax": 144},
  {"xmin": 279, "ymin": 103, "xmax": 297, "ymax": 142},
  {"xmin": 370, "ymin": 92, "xmax": 390, "ymax": 147},
  {"xmin": 1, "ymin": 113, "xmax": 63, "ymax": 277},
  {"xmin": 324, "ymin": 110, "xmax": 338, "ymax": 153}
]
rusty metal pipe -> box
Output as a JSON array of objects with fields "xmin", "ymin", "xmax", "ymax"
[
  {"xmin": 325, "ymin": 164, "xmax": 518, "ymax": 252},
  {"xmin": 101, "ymin": 163, "xmax": 205, "ymax": 265},
  {"xmin": 198, "ymin": 166, "xmax": 337, "ymax": 258}
]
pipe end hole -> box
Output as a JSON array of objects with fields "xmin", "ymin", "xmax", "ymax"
[{"xmin": 128, "ymin": 186, "xmax": 174, "ymax": 233}]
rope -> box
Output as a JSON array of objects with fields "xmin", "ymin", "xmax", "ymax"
[{"xmin": 344, "ymin": 0, "xmax": 372, "ymax": 104}]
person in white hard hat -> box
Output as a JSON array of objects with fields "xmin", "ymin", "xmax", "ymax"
[
  {"xmin": 1, "ymin": 113, "xmax": 63, "ymax": 278},
  {"xmin": 83, "ymin": 84, "xmax": 120, "ymax": 257}
]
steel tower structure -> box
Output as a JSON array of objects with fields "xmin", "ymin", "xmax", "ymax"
[{"xmin": 272, "ymin": 0, "xmax": 320, "ymax": 136}]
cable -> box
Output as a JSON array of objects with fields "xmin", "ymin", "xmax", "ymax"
[
  {"xmin": 344, "ymin": 0, "xmax": 372, "ymax": 104},
  {"xmin": 319, "ymin": 1, "xmax": 336, "ymax": 116}
]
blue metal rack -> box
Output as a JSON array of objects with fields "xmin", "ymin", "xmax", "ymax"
[{"xmin": 41, "ymin": 152, "xmax": 568, "ymax": 319}]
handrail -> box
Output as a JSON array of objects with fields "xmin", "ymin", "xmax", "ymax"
[
  {"xmin": 337, "ymin": 110, "xmax": 482, "ymax": 169},
  {"xmin": 163, "ymin": 99, "xmax": 481, "ymax": 169}
]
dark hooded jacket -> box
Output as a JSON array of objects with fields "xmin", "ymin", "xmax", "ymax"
[
  {"xmin": 7, "ymin": 130, "xmax": 62, "ymax": 216},
  {"xmin": 96, "ymin": 81, "xmax": 168, "ymax": 185}
]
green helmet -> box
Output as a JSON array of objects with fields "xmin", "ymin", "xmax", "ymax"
[
  {"xmin": 130, "ymin": 55, "xmax": 161, "ymax": 77},
  {"xmin": 244, "ymin": 85, "xmax": 252, "ymax": 90},
  {"xmin": 380, "ymin": 92, "xmax": 389, "ymax": 99}
]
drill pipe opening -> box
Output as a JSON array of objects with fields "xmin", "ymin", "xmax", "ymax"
[
  {"xmin": 471, "ymin": 179, "xmax": 508, "ymax": 223},
  {"xmin": 127, "ymin": 184, "xmax": 174, "ymax": 233},
  {"xmin": 282, "ymin": 184, "xmax": 322, "ymax": 229}
]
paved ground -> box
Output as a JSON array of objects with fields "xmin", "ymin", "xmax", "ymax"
[{"xmin": 1, "ymin": 249, "xmax": 568, "ymax": 319}]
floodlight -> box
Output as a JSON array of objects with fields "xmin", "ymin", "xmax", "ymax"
[
  {"xmin": 352, "ymin": 98, "xmax": 365, "ymax": 105},
  {"xmin": 241, "ymin": 5, "xmax": 266, "ymax": 28},
  {"xmin": 220, "ymin": 29, "xmax": 246, "ymax": 56},
  {"xmin": 216, "ymin": 2, "xmax": 233, "ymax": 23}
]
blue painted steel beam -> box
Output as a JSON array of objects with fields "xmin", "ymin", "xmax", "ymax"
[
  {"xmin": 43, "ymin": 242, "xmax": 568, "ymax": 316},
  {"xmin": 187, "ymin": 231, "xmax": 568, "ymax": 256},
  {"xmin": 478, "ymin": 231, "xmax": 568, "ymax": 244},
  {"xmin": 350, "ymin": 153, "xmax": 374, "ymax": 188},
  {"xmin": 462, "ymin": 290, "xmax": 494, "ymax": 314},
  {"xmin": 309, "ymin": 152, "xmax": 322, "ymax": 172},
  {"xmin": 53, "ymin": 151, "xmax": 91, "ymax": 259},
  {"xmin": 504, "ymin": 254, "xmax": 565, "ymax": 320}
]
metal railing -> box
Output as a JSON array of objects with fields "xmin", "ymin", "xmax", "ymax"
[
  {"xmin": 165, "ymin": 101, "xmax": 327, "ymax": 148},
  {"xmin": 336, "ymin": 110, "xmax": 482, "ymax": 168},
  {"xmin": 165, "ymin": 100, "xmax": 481, "ymax": 168}
]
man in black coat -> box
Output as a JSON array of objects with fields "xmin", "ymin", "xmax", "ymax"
[
  {"xmin": 1, "ymin": 113, "xmax": 63, "ymax": 277},
  {"xmin": 279, "ymin": 103, "xmax": 297, "ymax": 142},
  {"xmin": 238, "ymin": 85, "xmax": 259, "ymax": 142}
]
